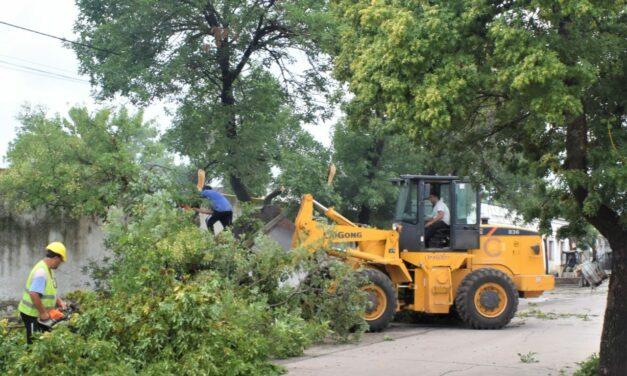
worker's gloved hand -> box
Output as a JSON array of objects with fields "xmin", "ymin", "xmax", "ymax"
[
  {"xmin": 39, "ymin": 311, "xmax": 50, "ymax": 321},
  {"xmin": 38, "ymin": 310, "xmax": 54, "ymax": 327}
]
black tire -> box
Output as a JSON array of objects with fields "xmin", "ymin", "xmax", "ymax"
[
  {"xmin": 455, "ymin": 268, "xmax": 518, "ymax": 329},
  {"xmin": 359, "ymin": 268, "xmax": 397, "ymax": 332}
]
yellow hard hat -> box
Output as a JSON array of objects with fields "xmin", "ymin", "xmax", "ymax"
[{"xmin": 46, "ymin": 242, "xmax": 67, "ymax": 262}]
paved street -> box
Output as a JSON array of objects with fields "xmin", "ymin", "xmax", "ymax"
[{"xmin": 279, "ymin": 283, "xmax": 607, "ymax": 376}]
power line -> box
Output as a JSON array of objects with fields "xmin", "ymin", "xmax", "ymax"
[
  {"xmin": 0, "ymin": 60, "xmax": 89, "ymax": 84},
  {"xmin": 0, "ymin": 64, "xmax": 88, "ymax": 84},
  {"xmin": 0, "ymin": 64, "xmax": 89, "ymax": 84},
  {"xmin": 0, "ymin": 53, "xmax": 77, "ymax": 74},
  {"xmin": 0, "ymin": 59, "xmax": 88, "ymax": 82},
  {"xmin": 0, "ymin": 20, "xmax": 120, "ymax": 55}
]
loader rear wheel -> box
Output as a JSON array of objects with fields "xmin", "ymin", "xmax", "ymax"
[
  {"xmin": 360, "ymin": 268, "xmax": 396, "ymax": 332},
  {"xmin": 455, "ymin": 268, "xmax": 518, "ymax": 329}
]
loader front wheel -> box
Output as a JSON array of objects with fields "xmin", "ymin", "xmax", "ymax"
[
  {"xmin": 455, "ymin": 268, "xmax": 518, "ymax": 329},
  {"xmin": 360, "ymin": 268, "xmax": 396, "ymax": 332}
]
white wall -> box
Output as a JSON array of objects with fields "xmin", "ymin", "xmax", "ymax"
[{"xmin": 0, "ymin": 207, "xmax": 109, "ymax": 302}]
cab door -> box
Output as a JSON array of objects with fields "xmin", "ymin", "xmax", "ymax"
[
  {"xmin": 450, "ymin": 181, "xmax": 480, "ymax": 250},
  {"xmin": 396, "ymin": 179, "xmax": 423, "ymax": 251}
]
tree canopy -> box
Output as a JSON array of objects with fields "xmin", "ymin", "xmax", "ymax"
[
  {"xmin": 73, "ymin": 0, "xmax": 334, "ymax": 201},
  {"xmin": 0, "ymin": 106, "xmax": 170, "ymax": 218},
  {"xmin": 164, "ymin": 70, "xmax": 301, "ymax": 197},
  {"xmin": 332, "ymin": 0, "xmax": 625, "ymax": 237},
  {"xmin": 331, "ymin": 0, "xmax": 625, "ymax": 373},
  {"xmin": 274, "ymin": 114, "xmax": 430, "ymax": 227},
  {"xmin": 332, "ymin": 119, "xmax": 428, "ymax": 227}
]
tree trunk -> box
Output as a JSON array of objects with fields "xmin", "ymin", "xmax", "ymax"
[
  {"xmin": 220, "ymin": 75, "xmax": 252, "ymax": 202},
  {"xmin": 357, "ymin": 205, "xmax": 371, "ymax": 224},
  {"xmin": 263, "ymin": 186, "xmax": 284, "ymax": 206},
  {"xmin": 356, "ymin": 137, "xmax": 385, "ymax": 224},
  {"xmin": 599, "ymin": 237, "xmax": 627, "ymax": 375},
  {"xmin": 229, "ymin": 173, "xmax": 252, "ymax": 202},
  {"xmin": 563, "ymin": 113, "xmax": 627, "ymax": 374}
]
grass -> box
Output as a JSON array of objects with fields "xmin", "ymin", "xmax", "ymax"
[
  {"xmin": 573, "ymin": 354, "xmax": 599, "ymax": 376},
  {"xmin": 518, "ymin": 351, "xmax": 539, "ymax": 364},
  {"xmin": 516, "ymin": 308, "xmax": 596, "ymax": 321}
]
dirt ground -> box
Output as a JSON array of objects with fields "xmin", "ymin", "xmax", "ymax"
[{"xmin": 278, "ymin": 282, "xmax": 608, "ymax": 376}]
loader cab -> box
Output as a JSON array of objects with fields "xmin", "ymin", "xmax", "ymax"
[{"xmin": 393, "ymin": 175, "xmax": 480, "ymax": 251}]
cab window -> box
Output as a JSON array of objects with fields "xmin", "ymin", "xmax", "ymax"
[
  {"xmin": 455, "ymin": 183, "xmax": 477, "ymax": 225},
  {"xmin": 424, "ymin": 183, "xmax": 451, "ymax": 215},
  {"xmin": 394, "ymin": 181, "xmax": 418, "ymax": 223}
]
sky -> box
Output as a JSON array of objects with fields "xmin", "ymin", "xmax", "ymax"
[{"xmin": 0, "ymin": 1, "xmax": 332, "ymax": 167}]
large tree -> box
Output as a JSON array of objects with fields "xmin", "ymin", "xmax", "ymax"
[
  {"xmin": 73, "ymin": 0, "xmax": 333, "ymax": 201},
  {"xmin": 274, "ymin": 115, "xmax": 430, "ymax": 227},
  {"xmin": 0, "ymin": 106, "xmax": 169, "ymax": 218},
  {"xmin": 276, "ymin": 120, "xmax": 340, "ymax": 209},
  {"xmin": 332, "ymin": 0, "xmax": 625, "ymax": 373},
  {"xmin": 332, "ymin": 119, "xmax": 428, "ymax": 227},
  {"xmin": 164, "ymin": 69, "xmax": 300, "ymax": 197}
]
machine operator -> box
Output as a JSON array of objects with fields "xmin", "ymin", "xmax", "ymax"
[{"xmin": 425, "ymin": 191, "xmax": 450, "ymax": 247}]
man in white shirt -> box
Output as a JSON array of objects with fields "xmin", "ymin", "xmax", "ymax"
[{"xmin": 425, "ymin": 192, "xmax": 450, "ymax": 247}]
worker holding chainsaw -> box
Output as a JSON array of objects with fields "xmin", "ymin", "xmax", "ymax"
[{"xmin": 17, "ymin": 242, "xmax": 68, "ymax": 344}]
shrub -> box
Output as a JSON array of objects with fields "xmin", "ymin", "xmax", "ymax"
[
  {"xmin": 0, "ymin": 192, "xmax": 366, "ymax": 375},
  {"xmin": 231, "ymin": 202, "xmax": 264, "ymax": 243},
  {"xmin": 573, "ymin": 354, "xmax": 599, "ymax": 376}
]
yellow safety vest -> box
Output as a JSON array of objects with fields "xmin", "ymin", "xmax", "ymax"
[{"xmin": 18, "ymin": 260, "xmax": 57, "ymax": 317}]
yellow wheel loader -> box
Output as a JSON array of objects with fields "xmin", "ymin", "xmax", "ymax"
[{"xmin": 291, "ymin": 175, "xmax": 554, "ymax": 331}]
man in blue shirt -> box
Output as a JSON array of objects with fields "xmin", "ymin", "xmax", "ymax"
[{"xmin": 201, "ymin": 185, "xmax": 233, "ymax": 232}]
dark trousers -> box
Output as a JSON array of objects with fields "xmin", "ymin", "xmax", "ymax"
[
  {"xmin": 20, "ymin": 312, "xmax": 50, "ymax": 345},
  {"xmin": 206, "ymin": 211, "xmax": 233, "ymax": 231},
  {"xmin": 425, "ymin": 220, "xmax": 449, "ymax": 247}
]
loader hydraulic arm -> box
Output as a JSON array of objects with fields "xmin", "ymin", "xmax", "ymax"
[
  {"xmin": 291, "ymin": 194, "xmax": 412, "ymax": 283},
  {"xmin": 313, "ymin": 200, "xmax": 357, "ymax": 228},
  {"xmin": 293, "ymin": 194, "xmax": 356, "ymax": 229}
]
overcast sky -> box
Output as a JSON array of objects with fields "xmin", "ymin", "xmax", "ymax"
[{"xmin": 0, "ymin": 1, "xmax": 331, "ymax": 167}]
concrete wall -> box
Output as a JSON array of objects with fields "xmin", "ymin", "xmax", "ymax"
[{"xmin": 0, "ymin": 207, "xmax": 109, "ymax": 302}]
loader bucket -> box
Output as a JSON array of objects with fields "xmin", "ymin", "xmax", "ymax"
[{"xmin": 258, "ymin": 205, "xmax": 295, "ymax": 251}]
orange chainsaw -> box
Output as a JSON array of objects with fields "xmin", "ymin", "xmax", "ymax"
[{"xmin": 37, "ymin": 302, "xmax": 80, "ymax": 328}]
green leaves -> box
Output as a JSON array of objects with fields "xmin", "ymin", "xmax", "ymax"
[
  {"xmin": 331, "ymin": 121, "xmax": 429, "ymax": 226},
  {"xmin": 0, "ymin": 106, "xmax": 170, "ymax": 218},
  {"xmin": 332, "ymin": 0, "xmax": 626, "ymax": 241},
  {"xmin": 0, "ymin": 192, "xmax": 366, "ymax": 375},
  {"xmin": 73, "ymin": 0, "xmax": 335, "ymax": 200},
  {"xmin": 165, "ymin": 69, "xmax": 299, "ymax": 196}
]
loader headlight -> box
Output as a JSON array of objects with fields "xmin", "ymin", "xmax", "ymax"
[{"xmin": 393, "ymin": 223, "xmax": 403, "ymax": 233}]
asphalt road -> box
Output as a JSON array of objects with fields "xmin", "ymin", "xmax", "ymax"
[{"xmin": 279, "ymin": 283, "xmax": 608, "ymax": 376}]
